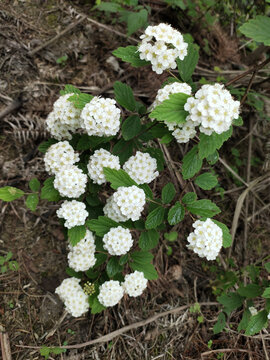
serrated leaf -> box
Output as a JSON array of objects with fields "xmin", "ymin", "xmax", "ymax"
[
  {"xmin": 187, "ymin": 199, "xmax": 221, "ymax": 218},
  {"xmin": 86, "ymin": 216, "xmax": 120, "ymax": 237},
  {"xmin": 150, "ymin": 93, "xmax": 189, "ymax": 124},
  {"xmin": 40, "ymin": 177, "xmax": 61, "ymax": 202},
  {"xmin": 145, "ymin": 206, "xmax": 165, "ymax": 229},
  {"xmin": 0, "ymin": 186, "xmax": 24, "ymax": 202},
  {"xmin": 89, "ymin": 293, "xmax": 106, "ymax": 314},
  {"xmin": 114, "ymin": 81, "xmax": 137, "ymax": 111},
  {"xmin": 195, "ymin": 172, "xmax": 218, "ymax": 190},
  {"xmin": 217, "ymin": 292, "xmax": 243, "ymax": 315},
  {"xmin": 264, "ymin": 262, "xmax": 270, "ymax": 273},
  {"xmin": 119, "ymin": 254, "xmax": 129, "ymax": 266},
  {"xmin": 93, "ymin": 253, "xmax": 108, "ymax": 268},
  {"xmin": 113, "ymin": 45, "xmax": 149, "ymax": 67},
  {"xmin": 139, "ymin": 184, "xmax": 153, "ymax": 199},
  {"xmin": 262, "ymin": 287, "xmax": 270, "ymax": 298},
  {"xmin": 6, "ymin": 251, "xmax": 12, "ymax": 261},
  {"xmin": 127, "ymin": 9, "xmax": 148, "ymax": 36},
  {"xmin": 182, "ymin": 145, "xmax": 203, "ymax": 179},
  {"xmin": 106, "ymin": 257, "xmax": 123, "ymax": 278},
  {"xmin": 122, "ymin": 115, "xmax": 141, "ymax": 140},
  {"xmin": 168, "ymin": 202, "xmax": 185, "ymax": 225},
  {"xmin": 25, "ymin": 194, "xmax": 39, "ymax": 212},
  {"xmin": 198, "ymin": 127, "xmax": 232, "ymax": 159},
  {"xmin": 212, "ymin": 220, "xmax": 232, "ymax": 248},
  {"xmin": 164, "ymin": 231, "xmax": 178, "ymax": 241},
  {"xmin": 60, "ymin": 84, "xmax": 80, "ymax": 95},
  {"xmin": 177, "ymin": 42, "xmax": 199, "ymax": 82},
  {"xmin": 68, "ymin": 225, "xmax": 86, "ymax": 246},
  {"xmin": 139, "ymin": 229, "xmax": 159, "ymax": 251},
  {"xmin": 213, "ymin": 312, "xmax": 226, "ymax": 334},
  {"xmin": 113, "ymin": 138, "xmax": 134, "ymax": 164},
  {"xmin": 38, "ymin": 139, "xmax": 58, "ymax": 153},
  {"xmin": 68, "ymin": 93, "xmax": 93, "ymax": 109},
  {"xmin": 97, "ymin": 2, "xmax": 123, "ymax": 12},
  {"xmin": 76, "ymin": 134, "xmax": 111, "ymax": 151},
  {"xmin": 28, "ymin": 179, "xmax": 40, "ymax": 193},
  {"xmin": 143, "ymin": 147, "xmax": 165, "ymax": 172},
  {"xmin": 245, "ymin": 310, "xmax": 268, "ymax": 335},
  {"xmin": 233, "ymin": 116, "xmax": 243, "ymax": 126},
  {"xmin": 206, "ymin": 150, "xmax": 219, "ymax": 165},
  {"xmin": 130, "ymin": 251, "xmax": 158, "ymax": 280},
  {"xmin": 103, "ymin": 168, "xmax": 137, "ymax": 189},
  {"xmin": 237, "ymin": 284, "xmax": 262, "ymax": 298},
  {"xmin": 66, "ymin": 267, "xmax": 83, "ymax": 279},
  {"xmin": 239, "ymin": 16, "xmax": 270, "ymax": 46},
  {"xmin": 162, "ymin": 183, "xmax": 176, "ymax": 204},
  {"xmin": 238, "ymin": 309, "xmax": 251, "ymax": 331},
  {"xmin": 182, "ymin": 192, "xmax": 197, "ymax": 204}
]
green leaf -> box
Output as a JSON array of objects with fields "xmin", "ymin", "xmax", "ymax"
[
  {"xmin": 68, "ymin": 93, "xmax": 93, "ymax": 109},
  {"xmin": 113, "ymin": 45, "xmax": 149, "ymax": 67},
  {"xmin": 6, "ymin": 251, "xmax": 12, "ymax": 261},
  {"xmin": 66, "ymin": 267, "xmax": 83, "ymax": 279},
  {"xmin": 212, "ymin": 220, "xmax": 232, "ymax": 248},
  {"xmin": 9, "ymin": 261, "xmax": 19, "ymax": 271},
  {"xmin": 264, "ymin": 262, "xmax": 270, "ymax": 273},
  {"xmin": 139, "ymin": 184, "xmax": 153, "ymax": 199},
  {"xmin": 0, "ymin": 187, "xmax": 24, "ymax": 202},
  {"xmin": 168, "ymin": 202, "xmax": 185, "ymax": 225},
  {"xmin": 182, "ymin": 145, "xmax": 203, "ymax": 179},
  {"xmin": 38, "ymin": 139, "xmax": 58, "ymax": 153},
  {"xmin": 182, "ymin": 192, "xmax": 197, "ymax": 204},
  {"xmin": 93, "ymin": 253, "xmax": 108, "ymax": 268},
  {"xmin": 130, "ymin": 251, "xmax": 158, "ymax": 280},
  {"xmin": 162, "ymin": 183, "xmax": 176, "ymax": 204},
  {"xmin": 177, "ymin": 42, "xmax": 199, "ymax": 82},
  {"xmin": 238, "ymin": 309, "xmax": 251, "ymax": 331},
  {"xmin": 233, "ymin": 116, "xmax": 243, "ymax": 126},
  {"xmin": 206, "ymin": 150, "xmax": 219, "ymax": 165},
  {"xmin": 195, "ymin": 172, "xmax": 218, "ymax": 190},
  {"xmin": 245, "ymin": 310, "xmax": 268, "ymax": 335},
  {"xmin": 106, "ymin": 257, "xmax": 123, "ymax": 278},
  {"xmin": 60, "ymin": 84, "xmax": 80, "ymax": 95},
  {"xmin": 119, "ymin": 254, "xmax": 129, "ymax": 266},
  {"xmin": 76, "ymin": 134, "xmax": 110, "ymax": 151},
  {"xmin": 145, "ymin": 206, "xmax": 165, "ymax": 229},
  {"xmin": 187, "ymin": 199, "xmax": 221, "ymax": 218},
  {"xmin": 237, "ymin": 284, "xmax": 262, "ymax": 298},
  {"xmin": 150, "ymin": 93, "xmax": 189, "ymax": 125},
  {"xmin": 40, "ymin": 177, "xmax": 61, "ymax": 202},
  {"xmin": 262, "ymin": 287, "xmax": 270, "ymax": 298},
  {"xmin": 97, "ymin": 2, "xmax": 123, "ymax": 12},
  {"xmin": 198, "ymin": 128, "xmax": 232, "ymax": 159},
  {"xmin": 29, "ymin": 178, "xmax": 40, "ymax": 192},
  {"xmin": 103, "ymin": 168, "xmax": 137, "ymax": 189},
  {"xmin": 89, "ymin": 296, "xmax": 106, "ymax": 314},
  {"xmin": 239, "ymin": 16, "xmax": 270, "ymax": 46},
  {"xmin": 127, "ymin": 9, "xmax": 148, "ymax": 36},
  {"xmin": 86, "ymin": 216, "xmax": 120, "ymax": 237},
  {"xmin": 143, "ymin": 148, "xmax": 165, "ymax": 172},
  {"xmin": 139, "ymin": 229, "xmax": 159, "ymax": 251},
  {"xmin": 114, "ymin": 81, "xmax": 137, "ymax": 111},
  {"xmin": 213, "ymin": 312, "xmax": 226, "ymax": 334},
  {"xmin": 122, "ymin": 115, "xmax": 141, "ymax": 140},
  {"xmin": 217, "ymin": 292, "xmax": 243, "ymax": 315},
  {"xmin": 113, "ymin": 138, "xmax": 134, "ymax": 164},
  {"xmin": 68, "ymin": 225, "xmax": 86, "ymax": 246},
  {"xmin": 40, "ymin": 346, "xmax": 51, "ymax": 359},
  {"xmin": 164, "ymin": 231, "xmax": 178, "ymax": 241},
  {"xmin": 25, "ymin": 194, "xmax": 39, "ymax": 212}
]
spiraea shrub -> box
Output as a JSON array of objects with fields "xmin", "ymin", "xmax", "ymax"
[{"xmin": 1, "ymin": 22, "xmax": 270, "ymax": 335}]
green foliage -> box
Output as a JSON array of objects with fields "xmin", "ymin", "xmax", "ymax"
[
  {"xmin": 150, "ymin": 93, "xmax": 190, "ymax": 125},
  {"xmin": 114, "ymin": 81, "xmax": 137, "ymax": 111},
  {"xmin": 145, "ymin": 206, "xmax": 165, "ymax": 229},
  {"xmin": 168, "ymin": 202, "xmax": 185, "ymax": 225},
  {"xmin": 106, "ymin": 257, "xmax": 123, "ymax": 277},
  {"xmin": 177, "ymin": 42, "xmax": 199, "ymax": 82},
  {"xmin": 60, "ymin": 84, "xmax": 80, "ymax": 95},
  {"xmin": 86, "ymin": 216, "xmax": 120, "ymax": 237},
  {"xmin": 195, "ymin": 172, "xmax": 218, "ymax": 190},
  {"xmin": 38, "ymin": 138, "xmax": 58, "ymax": 153},
  {"xmin": 68, "ymin": 225, "xmax": 87, "ymax": 246},
  {"xmin": 237, "ymin": 284, "xmax": 262, "ymax": 298},
  {"xmin": 198, "ymin": 128, "xmax": 232, "ymax": 159},
  {"xmin": 212, "ymin": 220, "xmax": 232, "ymax": 248},
  {"xmin": 245, "ymin": 310, "xmax": 268, "ymax": 335},
  {"xmin": 182, "ymin": 146, "xmax": 203, "ymax": 179},
  {"xmin": 186, "ymin": 199, "xmax": 221, "ymax": 218},
  {"xmin": 164, "ymin": 231, "xmax": 178, "ymax": 242},
  {"xmin": 182, "ymin": 192, "xmax": 197, "ymax": 204},
  {"xmin": 113, "ymin": 46, "xmax": 149, "ymax": 67},
  {"xmin": 76, "ymin": 134, "xmax": 111, "ymax": 151},
  {"xmin": 25, "ymin": 194, "xmax": 39, "ymax": 211},
  {"xmin": 0, "ymin": 187, "xmax": 24, "ymax": 202},
  {"xmin": 239, "ymin": 16, "xmax": 270, "ymax": 46},
  {"xmin": 122, "ymin": 115, "xmax": 142, "ymax": 140},
  {"xmin": 68, "ymin": 93, "xmax": 93, "ymax": 109},
  {"xmin": 40, "ymin": 177, "xmax": 61, "ymax": 202},
  {"xmin": 213, "ymin": 312, "xmax": 226, "ymax": 334},
  {"xmin": 143, "ymin": 148, "xmax": 165, "ymax": 172},
  {"xmin": 40, "ymin": 346, "xmax": 66, "ymax": 359},
  {"xmin": 162, "ymin": 183, "xmax": 176, "ymax": 204},
  {"xmin": 103, "ymin": 167, "xmax": 137, "ymax": 189},
  {"xmin": 139, "ymin": 229, "xmax": 159, "ymax": 251},
  {"xmin": 29, "ymin": 178, "xmax": 40, "ymax": 192},
  {"xmin": 0, "ymin": 252, "xmax": 19, "ymax": 273},
  {"xmin": 129, "ymin": 251, "xmax": 158, "ymax": 280},
  {"xmin": 217, "ymin": 292, "xmax": 243, "ymax": 315}
]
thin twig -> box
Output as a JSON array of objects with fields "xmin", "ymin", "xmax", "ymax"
[
  {"xmin": 201, "ymin": 348, "xmax": 256, "ymax": 359},
  {"xmin": 16, "ymin": 302, "xmax": 218, "ymax": 350},
  {"xmin": 240, "ymin": 71, "xmax": 257, "ymax": 105}
]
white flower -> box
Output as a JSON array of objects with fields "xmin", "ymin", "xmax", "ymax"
[
  {"xmin": 123, "ymin": 151, "xmax": 159, "ymax": 184},
  {"xmin": 122, "ymin": 271, "xmax": 148, "ymax": 297},
  {"xmin": 44, "ymin": 141, "xmax": 79, "ymax": 175},
  {"xmin": 57, "ymin": 200, "xmax": 88, "ymax": 229},
  {"xmin": 81, "ymin": 96, "xmax": 121, "ymax": 137},
  {"xmin": 54, "ymin": 165, "xmax": 87, "ymax": 198},
  {"xmin": 87, "ymin": 148, "xmax": 120, "ymax": 184},
  {"xmin": 98, "ymin": 280, "xmax": 124, "ymax": 307},
  {"xmin": 102, "ymin": 226, "xmax": 133, "ymax": 256},
  {"xmin": 68, "ymin": 230, "xmax": 96, "ymax": 271},
  {"xmin": 55, "ymin": 278, "xmax": 89, "ymax": 317},
  {"xmin": 103, "ymin": 186, "xmax": 146, "ymax": 222},
  {"xmin": 187, "ymin": 218, "xmax": 223, "ymax": 260},
  {"xmin": 172, "ymin": 120, "xmax": 197, "ymax": 144},
  {"xmin": 249, "ymin": 307, "xmax": 258, "ymax": 316},
  {"xmin": 138, "ymin": 23, "xmax": 188, "ymax": 74}
]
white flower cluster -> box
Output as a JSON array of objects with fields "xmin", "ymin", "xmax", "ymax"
[
  {"xmin": 102, "ymin": 226, "xmax": 133, "ymax": 256},
  {"xmin": 249, "ymin": 307, "xmax": 258, "ymax": 316},
  {"xmin": 104, "ymin": 186, "xmax": 146, "ymax": 222},
  {"xmin": 55, "ymin": 278, "xmax": 89, "ymax": 317},
  {"xmin": 54, "ymin": 165, "xmax": 87, "ymax": 198},
  {"xmin": 68, "ymin": 230, "xmax": 96, "ymax": 271},
  {"xmin": 123, "ymin": 151, "xmax": 159, "ymax": 184},
  {"xmin": 44, "ymin": 141, "xmax": 80, "ymax": 175},
  {"xmin": 184, "ymin": 83, "xmax": 240, "ymax": 135},
  {"xmin": 98, "ymin": 280, "xmax": 124, "ymax": 307},
  {"xmin": 122, "ymin": 271, "xmax": 148, "ymax": 297},
  {"xmin": 81, "ymin": 96, "xmax": 121, "ymax": 137},
  {"xmin": 172, "ymin": 120, "xmax": 197, "ymax": 144},
  {"xmin": 151, "ymin": 82, "xmax": 192, "ymax": 130},
  {"xmin": 57, "ymin": 200, "xmax": 88, "ymax": 229},
  {"xmin": 87, "ymin": 148, "xmax": 120, "ymax": 184},
  {"xmin": 138, "ymin": 23, "xmax": 188, "ymax": 74},
  {"xmin": 187, "ymin": 218, "xmax": 223, "ymax": 261},
  {"xmin": 46, "ymin": 94, "xmax": 81, "ymax": 140}
]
